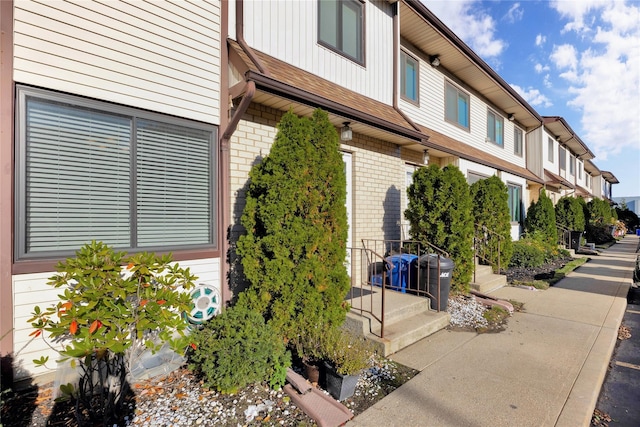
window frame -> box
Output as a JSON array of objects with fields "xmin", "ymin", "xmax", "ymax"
[
  {"xmin": 444, "ymin": 81, "xmax": 470, "ymax": 131},
  {"xmin": 547, "ymin": 138, "xmax": 554, "ymax": 163},
  {"xmin": 318, "ymin": 0, "xmax": 365, "ymax": 65},
  {"xmin": 513, "ymin": 127, "xmax": 523, "ymax": 157},
  {"xmin": 400, "ymin": 49, "xmax": 419, "ymax": 105},
  {"xmin": 569, "ymin": 154, "xmax": 575, "ymax": 176},
  {"xmin": 507, "ymin": 183, "xmax": 522, "ymax": 223},
  {"xmin": 14, "ymin": 85, "xmax": 218, "ymax": 264},
  {"xmin": 486, "ymin": 109, "xmax": 504, "ymax": 147},
  {"xmin": 559, "ymin": 146, "xmax": 566, "ymax": 171}
]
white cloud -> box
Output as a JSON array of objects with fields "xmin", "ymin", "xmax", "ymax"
[
  {"xmin": 550, "ymin": 0, "xmax": 640, "ymax": 158},
  {"xmin": 550, "ymin": 44, "xmax": 579, "ymax": 71},
  {"xmin": 510, "ymin": 84, "xmax": 553, "ymax": 107},
  {"xmin": 504, "ymin": 3, "xmax": 524, "ymax": 24},
  {"xmin": 424, "ymin": 1, "xmax": 506, "ymax": 59},
  {"xmin": 535, "ymin": 34, "xmax": 546, "ymax": 46},
  {"xmin": 534, "ymin": 63, "xmax": 550, "ymax": 73}
]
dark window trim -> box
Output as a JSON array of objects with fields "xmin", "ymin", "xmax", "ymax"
[
  {"xmin": 444, "ymin": 80, "xmax": 471, "ymax": 132},
  {"xmin": 486, "ymin": 108, "xmax": 504, "ymax": 147},
  {"xmin": 317, "ymin": 0, "xmax": 366, "ymax": 66},
  {"xmin": 14, "ymin": 85, "xmax": 219, "ymax": 266},
  {"xmin": 400, "ymin": 49, "xmax": 420, "ymax": 105},
  {"xmin": 507, "ymin": 182, "xmax": 523, "ymax": 223},
  {"xmin": 513, "ymin": 126, "xmax": 523, "ymax": 157}
]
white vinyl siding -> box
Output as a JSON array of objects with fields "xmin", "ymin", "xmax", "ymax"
[
  {"xmin": 16, "ymin": 86, "xmax": 216, "ymax": 259},
  {"xmin": 241, "ymin": 0, "xmax": 394, "ymax": 104},
  {"xmin": 13, "ymin": 0, "xmax": 221, "ymax": 124}
]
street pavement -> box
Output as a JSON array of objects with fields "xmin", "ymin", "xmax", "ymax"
[{"xmin": 350, "ymin": 234, "xmax": 639, "ymax": 427}]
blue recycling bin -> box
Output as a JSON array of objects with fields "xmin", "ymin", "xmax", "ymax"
[
  {"xmin": 385, "ymin": 254, "xmax": 418, "ymax": 293},
  {"xmin": 636, "ymin": 228, "xmax": 640, "ymax": 236}
]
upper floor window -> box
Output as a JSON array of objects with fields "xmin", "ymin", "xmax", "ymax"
[
  {"xmin": 578, "ymin": 162, "xmax": 583, "ymax": 180},
  {"xmin": 445, "ymin": 81, "xmax": 470, "ymax": 130},
  {"xmin": 467, "ymin": 172, "xmax": 488, "ymax": 185},
  {"xmin": 15, "ymin": 86, "xmax": 217, "ymax": 260},
  {"xmin": 547, "ymin": 138, "xmax": 554, "ymax": 162},
  {"xmin": 569, "ymin": 155, "xmax": 575, "ymax": 176},
  {"xmin": 487, "ymin": 109, "xmax": 504, "ymax": 146},
  {"xmin": 514, "ymin": 127, "xmax": 523, "ymax": 156},
  {"xmin": 318, "ymin": 0, "xmax": 364, "ymax": 64},
  {"xmin": 400, "ymin": 50, "xmax": 419, "ymax": 104},
  {"xmin": 559, "ymin": 147, "xmax": 566, "ymax": 171}
]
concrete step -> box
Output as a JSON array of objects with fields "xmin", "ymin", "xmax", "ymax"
[
  {"xmin": 471, "ymin": 273, "xmax": 507, "ymax": 294},
  {"xmin": 473, "ymin": 263, "xmax": 498, "ymax": 279},
  {"xmin": 364, "ymin": 311, "xmax": 450, "ymax": 356},
  {"xmin": 345, "ymin": 288, "xmax": 450, "ymax": 357}
]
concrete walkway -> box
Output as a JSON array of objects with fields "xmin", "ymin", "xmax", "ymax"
[{"xmin": 350, "ymin": 235, "xmax": 639, "ymax": 427}]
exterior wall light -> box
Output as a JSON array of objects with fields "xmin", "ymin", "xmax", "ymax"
[
  {"xmin": 507, "ymin": 114, "xmax": 515, "ymax": 121},
  {"xmin": 429, "ymin": 55, "xmax": 440, "ymax": 67},
  {"xmin": 341, "ymin": 122, "xmax": 352, "ymax": 141},
  {"xmin": 423, "ymin": 149, "xmax": 430, "ymax": 164}
]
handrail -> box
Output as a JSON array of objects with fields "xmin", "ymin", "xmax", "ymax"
[
  {"xmin": 473, "ymin": 223, "xmax": 505, "ymax": 282},
  {"xmin": 556, "ymin": 223, "xmax": 572, "ymax": 249}
]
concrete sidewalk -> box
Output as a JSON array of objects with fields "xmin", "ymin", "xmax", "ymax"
[{"xmin": 350, "ymin": 235, "xmax": 639, "ymax": 427}]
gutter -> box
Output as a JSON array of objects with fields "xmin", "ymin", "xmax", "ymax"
[{"xmin": 245, "ymin": 71, "xmax": 425, "ymax": 142}]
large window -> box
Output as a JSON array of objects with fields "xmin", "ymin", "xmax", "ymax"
[
  {"xmin": 400, "ymin": 50, "xmax": 419, "ymax": 103},
  {"xmin": 487, "ymin": 109, "xmax": 504, "ymax": 146},
  {"xmin": 15, "ymin": 86, "xmax": 217, "ymax": 259},
  {"xmin": 445, "ymin": 82, "xmax": 470, "ymax": 130},
  {"xmin": 514, "ymin": 128, "xmax": 523, "ymax": 156},
  {"xmin": 507, "ymin": 184, "xmax": 522, "ymax": 223},
  {"xmin": 318, "ymin": 0, "xmax": 364, "ymax": 64}
]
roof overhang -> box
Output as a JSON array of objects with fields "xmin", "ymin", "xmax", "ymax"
[
  {"xmin": 228, "ymin": 39, "xmax": 427, "ymax": 150},
  {"xmin": 399, "ymin": 0, "xmax": 543, "ymax": 131},
  {"xmin": 542, "ymin": 117, "xmax": 594, "ymax": 160},
  {"xmin": 420, "ymin": 125, "xmax": 545, "ymax": 185},
  {"xmin": 583, "ymin": 159, "xmax": 601, "ymax": 176},
  {"xmin": 601, "ymin": 171, "xmax": 620, "ymax": 184},
  {"xmin": 544, "ymin": 169, "xmax": 575, "ymax": 190}
]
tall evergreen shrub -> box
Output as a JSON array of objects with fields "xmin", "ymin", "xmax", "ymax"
[
  {"xmin": 470, "ymin": 175, "xmax": 513, "ymax": 270},
  {"xmin": 555, "ymin": 196, "xmax": 586, "ymax": 231},
  {"xmin": 405, "ymin": 164, "xmax": 474, "ymax": 292},
  {"xmin": 524, "ymin": 189, "xmax": 557, "ymax": 245},
  {"xmin": 236, "ymin": 109, "xmax": 349, "ymax": 339},
  {"xmin": 587, "ymin": 198, "xmax": 614, "ymax": 224}
]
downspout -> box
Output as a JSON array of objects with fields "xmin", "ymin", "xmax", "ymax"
[
  {"xmin": 392, "ymin": 1, "xmax": 423, "ymax": 136},
  {"xmin": 236, "ymin": 0, "xmax": 271, "ymax": 77},
  {"xmin": 219, "ymin": 81, "xmax": 256, "ymax": 305},
  {"xmin": 219, "ymin": 0, "xmax": 260, "ymax": 305}
]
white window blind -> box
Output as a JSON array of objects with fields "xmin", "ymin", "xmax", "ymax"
[
  {"xmin": 136, "ymin": 119, "xmax": 212, "ymax": 247},
  {"xmin": 18, "ymin": 87, "xmax": 216, "ymax": 259},
  {"xmin": 25, "ymin": 98, "xmax": 131, "ymax": 253}
]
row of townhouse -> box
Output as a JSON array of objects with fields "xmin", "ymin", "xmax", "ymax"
[{"xmin": 0, "ymin": 0, "xmax": 619, "ymax": 382}]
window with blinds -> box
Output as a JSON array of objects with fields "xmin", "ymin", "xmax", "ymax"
[{"xmin": 16, "ymin": 86, "xmax": 216, "ymax": 259}]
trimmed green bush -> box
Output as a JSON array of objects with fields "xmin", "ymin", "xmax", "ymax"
[
  {"xmin": 470, "ymin": 175, "xmax": 513, "ymax": 271},
  {"xmin": 236, "ymin": 109, "xmax": 349, "ymax": 339},
  {"xmin": 555, "ymin": 196, "xmax": 585, "ymax": 232},
  {"xmin": 405, "ymin": 164, "xmax": 474, "ymax": 292},
  {"xmin": 524, "ymin": 189, "xmax": 557, "ymax": 245},
  {"xmin": 587, "ymin": 197, "xmax": 615, "ymax": 225},
  {"xmin": 189, "ymin": 304, "xmax": 290, "ymax": 393},
  {"xmin": 510, "ymin": 239, "xmax": 545, "ymax": 268}
]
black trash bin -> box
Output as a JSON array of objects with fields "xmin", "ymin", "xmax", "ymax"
[
  {"xmin": 570, "ymin": 231, "xmax": 582, "ymax": 251},
  {"xmin": 416, "ymin": 254, "xmax": 454, "ymax": 310}
]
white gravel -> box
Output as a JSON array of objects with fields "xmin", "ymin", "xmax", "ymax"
[{"xmin": 447, "ymin": 295, "xmax": 489, "ymax": 329}]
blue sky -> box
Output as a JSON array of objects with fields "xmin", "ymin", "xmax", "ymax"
[{"xmin": 423, "ymin": 0, "xmax": 640, "ymax": 198}]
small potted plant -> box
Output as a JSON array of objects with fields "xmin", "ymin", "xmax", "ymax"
[
  {"xmin": 321, "ymin": 328, "xmax": 373, "ymax": 400},
  {"xmin": 290, "ymin": 323, "xmax": 325, "ymax": 384}
]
